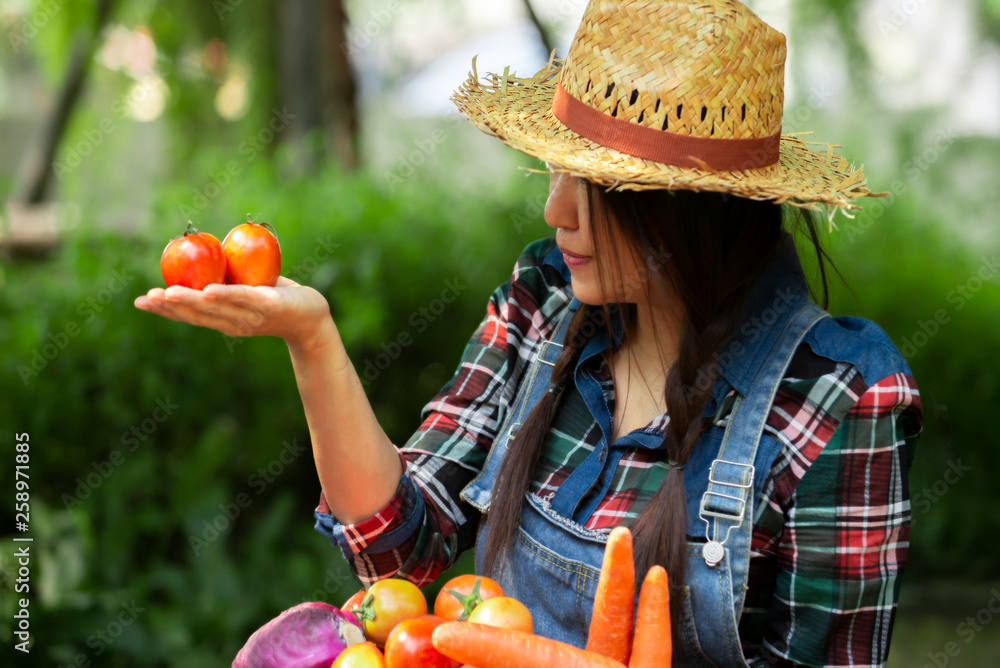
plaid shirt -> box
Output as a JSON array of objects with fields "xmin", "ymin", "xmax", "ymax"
[{"xmin": 315, "ymin": 237, "xmax": 923, "ymax": 667}]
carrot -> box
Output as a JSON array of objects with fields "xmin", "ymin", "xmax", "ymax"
[
  {"xmin": 628, "ymin": 566, "xmax": 671, "ymax": 668},
  {"xmin": 586, "ymin": 525, "xmax": 635, "ymax": 663},
  {"xmin": 432, "ymin": 621, "xmax": 628, "ymax": 668}
]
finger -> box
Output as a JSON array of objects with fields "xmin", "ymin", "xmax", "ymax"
[
  {"xmin": 147, "ymin": 298, "xmax": 254, "ymax": 335},
  {"xmin": 163, "ymin": 284, "xmax": 217, "ymax": 303},
  {"xmin": 210, "ymin": 284, "xmax": 286, "ymax": 320},
  {"xmin": 202, "ymin": 282, "xmax": 276, "ymax": 310},
  {"xmin": 162, "ymin": 284, "xmax": 260, "ymax": 315},
  {"xmin": 165, "ymin": 287, "xmax": 263, "ymax": 325},
  {"xmin": 135, "ymin": 287, "xmax": 168, "ymax": 311},
  {"xmin": 276, "ymin": 276, "xmax": 299, "ymax": 288},
  {"xmin": 141, "ymin": 302, "xmax": 190, "ymax": 325},
  {"xmin": 138, "ymin": 285, "xmax": 268, "ymax": 336}
]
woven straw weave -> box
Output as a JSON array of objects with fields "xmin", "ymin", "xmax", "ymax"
[{"xmin": 451, "ymin": 0, "xmax": 884, "ymax": 225}]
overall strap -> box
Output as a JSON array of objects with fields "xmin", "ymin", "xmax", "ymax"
[
  {"xmin": 697, "ymin": 297, "xmax": 829, "ymax": 617},
  {"xmin": 503, "ymin": 302, "xmax": 577, "ymax": 450},
  {"xmin": 460, "ymin": 301, "xmax": 577, "ymax": 512}
]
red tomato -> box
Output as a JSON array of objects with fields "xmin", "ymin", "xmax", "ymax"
[
  {"xmin": 383, "ymin": 617, "xmax": 459, "ymax": 668},
  {"xmin": 357, "ymin": 578, "xmax": 428, "ymax": 647},
  {"xmin": 342, "ymin": 588, "xmax": 367, "ymax": 613},
  {"xmin": 412, "ymin": 614, "xmax": 448, "ymax": 629},
  {"xmin": 160, "ymin": 221, "xmax": 226, "ymax": 290},
  {"xmin": 332, "ymin": 641, "xmax": 385, "ymax": 668},
  {"xmin": 434, "ymin": 575, "xmax": 505, "ymax": 622},
  {"xmin": 467, "ymin": 596, "xmax": 533, "ymax": 634},
  {"xmin": 221, "ymin": 215, "xmax": 281, "ymax": 287}
]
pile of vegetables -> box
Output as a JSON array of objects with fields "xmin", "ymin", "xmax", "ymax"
[{"xmin": 232, "ymin": 527, "xmax": 671, "ymax": 667}]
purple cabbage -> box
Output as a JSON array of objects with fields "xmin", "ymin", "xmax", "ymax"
[{"xmin": 233, "ymin": 601, "xmax": 366, "ymax": 668}]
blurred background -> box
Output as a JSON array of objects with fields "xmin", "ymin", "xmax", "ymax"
[{"xmin": 0, "ymin": 0, "xmax": 997, "ymax": 665}]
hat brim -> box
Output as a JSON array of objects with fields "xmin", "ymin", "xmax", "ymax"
[{"xmin": 451, "ymin": 59, "xmax": 883, "ymax": 218}]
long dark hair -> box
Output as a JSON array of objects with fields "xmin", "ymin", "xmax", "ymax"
[{"xmin": 480, "ymin": 180, "xmax": 843, "ymax": 648}]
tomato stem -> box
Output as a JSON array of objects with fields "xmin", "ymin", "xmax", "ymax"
[
  {"xmin": 184, "ymin": 220, "xmax": 199, "ymax": 236},
  {"xmin": 259, "ymin": 220, "xmax": 278, "ymax": 239},
  {"xmin": 354, "ymin": 591, "xmax": 377, "ymax": 625},
  {"xmin": 445, "ymin": 577, "xmax": 484, "ymax": 622}
]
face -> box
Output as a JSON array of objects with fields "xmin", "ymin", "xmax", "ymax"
[{"xmin": 544, "ymin": 166, "xmax": 650, "ymax": 306}]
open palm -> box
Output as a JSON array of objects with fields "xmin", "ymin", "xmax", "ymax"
[{"xmin": 134, "ymin": 276, "xmax": 334, "ymax": 352}]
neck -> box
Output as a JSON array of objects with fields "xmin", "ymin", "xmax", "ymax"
[{"xmin": 626, "ymin": 298, "xmax": 683, "ymax": 371}]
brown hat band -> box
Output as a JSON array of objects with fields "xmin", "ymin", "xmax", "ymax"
[{"xmin": 552, "ymin": 83, "xmax": 782, "ymax": 171}]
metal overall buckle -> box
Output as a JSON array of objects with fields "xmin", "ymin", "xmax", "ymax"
[
  {"xmin": 536, "ymin": 339, "xmax": 562, "ymax": 367},
  {"xmin": 698, "ymin": 459, "xmax": 754, "ymax": 567}
]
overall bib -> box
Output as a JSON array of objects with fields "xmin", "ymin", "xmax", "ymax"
[{"xmin": 460, "ymin": 274, "xmax": 829, "ymax": 666}]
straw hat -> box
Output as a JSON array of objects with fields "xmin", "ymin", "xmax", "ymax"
[{"xmin": 451, "ymin": 0, "xmax": 885, "ymax": 224}]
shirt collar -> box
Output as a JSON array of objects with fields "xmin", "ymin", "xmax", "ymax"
[{"xmin": 541, "ymin": 230, "xmax": 810, "ymax": 406}]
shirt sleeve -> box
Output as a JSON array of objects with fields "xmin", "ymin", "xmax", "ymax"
[
  {"xmin": 759, "ymin": 371, "xmax": 923, "ymax": 667},
  {"xmin": 312, "ymin": 241, "xmax": 557, "ymax": 586}
]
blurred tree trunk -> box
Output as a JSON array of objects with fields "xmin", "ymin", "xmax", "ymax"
[
  {"xmin": 276, "ymin": 0, "xmax": 325, "ymax": 172},
  {"xmin": 322, "ymin": 0, "xmax": 358, "ymax": 170},
  {"xmin": 14, "ymin": 0, "xmax": 117, "ymax": 205},
  {"xmin": 276, "ymin": 0, "xmax": 358, "ymax": 172}
]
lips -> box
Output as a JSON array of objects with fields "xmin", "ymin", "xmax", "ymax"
[{"xmin": 559, "ymin": 247, "xmax": 592, "ymax": 267}]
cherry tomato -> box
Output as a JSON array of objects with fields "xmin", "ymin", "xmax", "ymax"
[
  {"xmin": 357, "ymin": 578, "xmax": 428, "ymax": 647},
  {"xmin": 383, "ymin": 617, "xmax": 459, "ymax": 668},
  {"xmin": 221, "ymin": 214, "xmax": 281, "ymax": 287},
  {"xmin": 467, "ymin": 596, "xmax": 533, "ymax": 634},
  {"xmin": 434, "ymin": 575, "xmax": 505, "ymax": 622},
  {"xmin": 342, "ymin": 588, "xmax": 367, "ymax": 613},
  {"xmin": 332, "ymin": 641, "xmax": 385, "ymax": 668},
  {"xmin": 160, "ymin": 221, "xmax": 226, "ymax": 290}
]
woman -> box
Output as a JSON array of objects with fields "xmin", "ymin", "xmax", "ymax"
[{"xmin": 136, "ymin": 1, "xmax": 923, "ymax": 665}]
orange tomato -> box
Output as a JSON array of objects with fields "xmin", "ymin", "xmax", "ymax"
[
  {"xmin": 160, "ymin": 221, "xmax": 226, "ymax": 290},
  {"xmin": 357, "ymin": 578, "xmax": 428, "ymax": 647},
  {"xmin": 434, "ymin": 575, "xmax": 505, "ymax": 622},
  {"xmin": 222, "ymin": 215, "xmax": 281, "ymax": 287},
  {"xmin": 467, "ymin": 596, "xmax": 533, "ymax": 634}
]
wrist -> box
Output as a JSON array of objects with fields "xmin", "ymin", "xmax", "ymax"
[{"xmin": 286, "ymin": 314, "xmax": 341, "ymax": 360}]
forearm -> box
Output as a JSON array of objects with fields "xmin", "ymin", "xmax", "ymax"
[{"xmin": 287, "ymin": 316, "xmax": 403, "ymax": 524}]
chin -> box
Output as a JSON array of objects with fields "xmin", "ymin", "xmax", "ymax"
[{"xmin": 569, "ymin": 280, "xmax": 607, "ymax": 306}]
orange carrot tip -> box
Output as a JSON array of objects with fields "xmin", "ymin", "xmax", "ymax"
[
  {"xmin": 629, "ymin": 566, "xmax": 671, "ymax": 668},
  {"xmin": 586, "ymin": 526, "xmax": 635, "ymax": 663}
]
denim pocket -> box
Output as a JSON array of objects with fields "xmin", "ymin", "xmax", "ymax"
[{"xmin": 681, "ymin": 584, "xmax": 721, "ymax": 667}]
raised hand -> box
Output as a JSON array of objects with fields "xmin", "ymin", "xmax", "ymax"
[{"xmin": 134, "ymin": 276, "xmax": 335, "ymax": 354}]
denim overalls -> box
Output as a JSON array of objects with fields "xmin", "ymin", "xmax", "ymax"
[{"xmin": 460, "ymin": 236, "xmax": 830, "ymax": 666}]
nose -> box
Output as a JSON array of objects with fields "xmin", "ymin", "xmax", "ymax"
[{"xmin": 544, "ymin": 170, "xmax": 580, "ymax": 231}]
